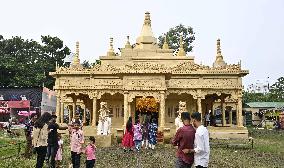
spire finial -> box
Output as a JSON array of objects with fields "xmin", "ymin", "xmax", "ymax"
[
  {"xmin": 162, "ymin": 34, "xmax": 169, "ymax": 49},
  {"xmin": 213, "ymin": 38, "xmax": 226, "ymax": 67},
  {"xmin": 217, "ymin": 38, "xmax": 222, "ymax": 56},
  {"xmin": 107, "ymin": 37, "xmax": 115, "ymax": 56},
  {"xmin": 125, "ymin": 36, "xmax": 132, "ymax": 49},
  {"xmin": 73, "ymin": 41, "xmax": 80, "ymax": 65},
  {"xmin": 144, "ymin": 11, "xmax": 151, "ymax": 26},
  {"xmin": 177, "ymin": 35, "xmax": 186, "ymax": 56}
]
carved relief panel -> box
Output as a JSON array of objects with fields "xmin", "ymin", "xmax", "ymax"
[
  {"xmin": 123, "ymin": 75, "xmax": 166, "ymax": 90},
  {"xmin": 168, "ymin": 78, "xmax": 240, "ymax": 89},
  {"xmin": 93, "ymin": 79, "xmax": 123, "ymax": 89},
  {"xmin": 59, "ymin": 76, "xmax": 91, "ymax": 89}
]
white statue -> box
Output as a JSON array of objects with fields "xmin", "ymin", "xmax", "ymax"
[
  {"xmin": 97, "ymin": 102, "xmax": 112, "ymax": 135},
  {"xmin": 175, "ymin": 101, "xmax": 187, "ymax": 132}
]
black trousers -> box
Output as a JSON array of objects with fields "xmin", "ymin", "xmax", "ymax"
[
  {"xmin": 35, "ymin": 146, "xmax": 47, "ymax": 168},
  {"xmin": 47, "ymin": 145, "xmax": 58, "ymax": 168},
  {"xmin": 71, "ymin": 151, "xmax": 81, "ymax": 168},
  {"xmin": 175, "ymin": 157, "xmax": 192, "ymax": 168},
  {"xmin": 86, "ymin": 159, "xmax": 96, "ymax": 168},
  {"xmin": 196, "ymin": 166, "xmax": 207, "ymax": 168}
]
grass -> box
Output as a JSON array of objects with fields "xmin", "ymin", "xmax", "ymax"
[{"xmin": 0, "ymin": 128, "xmax": 283, "ymax": 168}]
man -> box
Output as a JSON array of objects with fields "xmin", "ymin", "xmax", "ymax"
[
  {"xmin": 183, "ymin": 112, "xmax": 210, "ymax": 168},
  {"xmin": 172, "ymin": 112, "xmax": 196, "ymax": 168},
  {"xmin": 24, "ymin": 113, "xmax": 37, "ymax": 158},
  {"xmin": 46, "ymin": 114, "xmax": 59, "ymax": 168}
]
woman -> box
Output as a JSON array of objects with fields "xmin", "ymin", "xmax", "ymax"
[
  {"xmin": 32, "ymin": 112, "xmax": 52, "ymax": 168},
  {"xmin": 122, "ymin": 117, "xmax": 134, "ymax": 151},
  {"xmin": 148, "ymin": 118, "xmax": 158, "ymax": 150}
]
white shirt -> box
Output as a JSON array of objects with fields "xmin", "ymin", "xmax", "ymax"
[{"xmin": 194, "ymin": 125, "xmax": 210, "ymax": 167}]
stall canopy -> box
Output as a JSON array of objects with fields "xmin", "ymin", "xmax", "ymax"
[{"xmin": 18, "ymin": 111, "xmax": 36, "ymax": 116}]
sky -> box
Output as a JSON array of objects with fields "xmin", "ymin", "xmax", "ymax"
[{"xmin": 1, "ymin": 0, "xmax": 284, "ymax": 87}]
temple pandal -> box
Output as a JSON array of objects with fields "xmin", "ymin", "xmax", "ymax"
[{"xmin": 50, "ymin": 12, "xmax": 249, "ymax": 140}]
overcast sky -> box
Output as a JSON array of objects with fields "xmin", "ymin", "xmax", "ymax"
[{"xmin": 1, "ymin": 0, "xmax": 283, "ymax": 87}]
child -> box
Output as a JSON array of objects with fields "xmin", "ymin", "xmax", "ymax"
[
  {"xmin": 122, "ymin": 117, "xmax": 134, "ymax": 151},
  {"xmin": 55, "ymin": 134, "xmax": 63, "ymax": 168},
  {"xmin": 133, "ymin": 118, "xmax": 142, "ymax": 152},
  {"xmin": 85, "ymin": 136, "xmax": 96, "ymax": 168},
  {"xmin": 70, "ymin": 121, "xmax": 84, "ymax": 168},
  {"xmin": 142, "ymin": 117, "xmax": 150, "ymax": 149},
  {"xmin": 148, "ymin": 118, "xmax": 158, "ymax": 150}
]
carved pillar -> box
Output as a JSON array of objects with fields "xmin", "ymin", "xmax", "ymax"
[
  {"xmin": 123, "ymin": 91, "xmax": 129, "ymax": 127},
  {"xmin": 229, "ymin": 108, "xmax": 233, "ymax": 126},
  {"xmin": 72, "ymin": 98, "xmax": 76, "ymax": 120},
  {"xmin": 128, "ymin": 102, "xmax": 131, "ymax": 118},
  {"xmin": 68, "ymin": 105, "xmax": 71, "ymax": 123},
  {"xmin": 221, "ymin": 97, "xmax": 226, "ymax": 126},
  {"xmin": 159, "ymin": 91, "xmax": 165, "ymax": 128},
  {"xmin": 83, "ymin": 104, "xmax": 86, "ymax": 124},
  {"xmin": 60, "ymin": 101, "xmax": 64, "ymax": 123},
  {"xmin": 237, "ymin": 97, "xmax": 243, "ymax": 127},
  {"xmin": 197, "ymin": 97, "xmax": 202, "ymax": 121},
  {"xmin": 92, "ymin": 97, "xmax": 97, "ymax": 126},
  {"xmin": 56, "ymin": 94, "xmax": 60, "ymax": 123}
]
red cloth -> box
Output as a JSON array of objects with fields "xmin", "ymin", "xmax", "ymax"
[
  {"xmin": 122, "ymin": 126, "xmax": 134, "ymax": 147},
  {"xmin": 172, "ymin": 125, "xmax": 196, "ymax": 165}
]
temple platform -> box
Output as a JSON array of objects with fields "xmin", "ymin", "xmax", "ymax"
[
  {"xmin": 207, "ymin": 126, "xmax": 249, "ymax": 139},
  {"xmin": 82, "ymin": 126, "xmax": 119, "ymax": 147}
]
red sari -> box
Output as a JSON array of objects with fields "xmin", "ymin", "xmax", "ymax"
[{"xmin": 122, "ymin": 125, "xmax": 134, "ymax": 147}]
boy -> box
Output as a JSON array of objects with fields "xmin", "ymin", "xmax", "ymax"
[
  {"xmin": 70, "ymin": 121, "xmax": 85, "ymax": 168},
  {"xmin": 172, "ymin": 112, "xmax": 195, "ymax": 168}
]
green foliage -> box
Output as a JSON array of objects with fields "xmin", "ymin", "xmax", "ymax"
[
  {"xmin": 158, "ymin": 24, "xmax": 195, "ymax": 55},
  {"xmin": 0, "ymin": 35, "xmax": 70, "ymax": 89},
  {"xmin": 243, "ymin": 77, "xmax": 284, "ymax": 103},
  {"xmin": 269, "ymin": 77, "xmax": 284, "ymax": 101}
]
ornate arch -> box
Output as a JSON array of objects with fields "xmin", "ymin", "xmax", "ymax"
[{"xmin": 128, "ymin": 91, "xmax": 161, "ymax": 102}]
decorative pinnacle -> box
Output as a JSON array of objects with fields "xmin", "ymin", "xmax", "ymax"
[
  {"xmin": 217, "ymin": 38, "xmax": 222, "ymax": 56},
  {"xmin": 125, "ymin": 36, "xmax": 132, "ymax": 49},
  {"xmin": 177, "ymin": 35, "xmax": 186, "ymax": 56},
  {"xmin": 213, "ymin": 38, "xmax": 226, "ymax": 68},
  {"xmin": 107, "ymin": 37, "xmax": 115, "ymax": 56},
  {"xmin": 73, "ymin": 41, "xmax": 80, "ymax": 65},
  {"xmin": 162, "ymin": 34, "xmax": 169, "ymax": 49},
  {"xmin": 144, "ymin": 11, "xmax": 151, "ymax": 26}
]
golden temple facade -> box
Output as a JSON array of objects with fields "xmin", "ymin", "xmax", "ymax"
[{"xmin": 50, "ymin": 12, "xmax": 248, "ymax": 133}]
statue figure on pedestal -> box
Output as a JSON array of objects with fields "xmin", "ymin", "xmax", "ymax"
[
  {"xmin": 175, "ymin": 101, "xmax": 187, "ymax": 132},
  {"xmin": 97, "ymin": 102, "xmax": 112, "ymax": 135}
]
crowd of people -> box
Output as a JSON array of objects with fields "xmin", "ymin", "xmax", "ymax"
[
  {"xmin": 121, "ymin": 116, "xmax": 158, "ymax": 152},
  {"xmin": 22, "ymin": 111, "xmax": 209, "ymax": 168},
  {"xmin": 24, "ymin": 112, "xmax": 96, "ymax": 168}
]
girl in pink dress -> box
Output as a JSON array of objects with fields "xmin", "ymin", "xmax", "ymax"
[
  {"xmin": 133, "ymin": 118, "xmax": 142, "ymax": 152},
  {"xmin": 122, "ymin": 117, "xmax": 134, "ymax": 151},
  {"xmin": 55, "ymin": 134, "xmax": 63, "ymax": 167},
  {"xmin": 85, "ymin": 136, "xmax": 96, "ymax": 168}
]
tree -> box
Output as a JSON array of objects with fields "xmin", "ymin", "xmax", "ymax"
[
  {"xmin": 243, "ymin": 77, "xmax": 284, "ymax": 104},
  {"xmin": 158, "ymin": 24, "xmax": 195, "ymax": 55},
  {"xmin": 0, "ymin": 35, "xmax": 70, "ymax": 89},
  {"xmin": 269, "ymin": 77, "xmax": 284, "ymax": 101}
]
